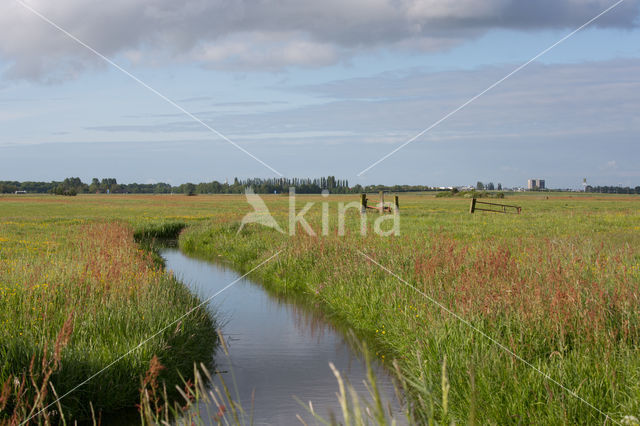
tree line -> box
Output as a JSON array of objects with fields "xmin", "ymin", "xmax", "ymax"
[
  {"xmin": 476, "ymin": 182, "xmax": 502, "ymax": 191},
  {"xmin": 4, "ymin": 177, "xmax": 639, "ymax": 195},
  {"xmin": 585, "ymin": 185, "xmax": 640, "ymax": 194},
  {"xmin": 0, "ymin": 177, "xmax": 439, "ymax": 195}
]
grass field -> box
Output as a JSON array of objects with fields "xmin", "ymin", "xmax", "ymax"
[
  {"xmin": 1, "ymin": 192, "xmax": 639, "ymax": 424},
  {"xmin": 0, "ymin": 195, "xmax": 219, "ymax": 423}
]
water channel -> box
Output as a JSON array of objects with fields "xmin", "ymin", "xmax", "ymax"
[{"xmin": 161, "ymin": 248, "xmax": 404, "ymax": 425}]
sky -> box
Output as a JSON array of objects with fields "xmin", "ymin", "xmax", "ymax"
[{"xmin": 1, "ymin": 0, "xmax": 639, "ymax": 189}]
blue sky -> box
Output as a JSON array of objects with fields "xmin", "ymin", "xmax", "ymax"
[{"xmin": 1, "ymin": 0, "xmax": 639, "ymax": 188}]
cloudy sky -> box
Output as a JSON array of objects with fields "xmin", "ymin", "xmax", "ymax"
[{"xmin": 1, "ymin": 0, "xmax": 639, "ymax": 188}]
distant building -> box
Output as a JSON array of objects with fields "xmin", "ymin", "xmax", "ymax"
[{"xmin": 528, "ymin": 179, "xmax": 545, "ymax": 190}]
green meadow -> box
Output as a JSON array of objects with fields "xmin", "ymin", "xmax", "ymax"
[
  {"xmin": 0, "ymin": 195, "xmax": 218, "ymax": 423},
  {"xmin": 1, "ymin": 192, "xmax": 639, "ymax": 424}
]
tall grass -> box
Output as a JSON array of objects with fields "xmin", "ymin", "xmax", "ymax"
[
  {"xmin": 133, "ymin": 221, "xmax": 187, "ymax": 242},
  {"xmin": 179, "ymin": 194, "xmax": 640, "ymax": 424},
  {"xmin": 0, "ymin": 222, "xmax": 217, "ymax": 422}
]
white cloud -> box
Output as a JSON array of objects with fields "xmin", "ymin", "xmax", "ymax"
[
  {"xmin": 1, "ymin": 0, "xmax": 639, "ymax": 80},
  {"xmin": 405, "ymin": 0, "xmax": 507, "ymax": 22},
  {"xmin": 193, "ymin": 32, "xmax": 340, "ymax": 70}
]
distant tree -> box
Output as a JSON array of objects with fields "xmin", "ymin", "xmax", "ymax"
[
  {"xmin": 486, "ymin": 182, "xmax": 495, "ymax": 191},
  {"xmin": 497, "ymin": 183, "xmax": 502, "ymax": 191},
  {"xmin": 476, "ymin": 181, "xmax": 484, "ymax": 190},
  {"xmin": 89, "ymin": 178, "xmax": 100, "ymax": 193},
  {"xmin": 0, "ymin": 183, "xmax": 18, "ymax": 193},
  {"xmin": 52, "ymin": 183, "xmax": 77, "ymax": 196},
  {"xmin": 100, "ymin": 178, "xmax": 118, "ymax": 193},
  {"xmin": 52, "ymin": 177, "xmax": 88, "ymax": 194},
  {"xmin": 153, "ymin": 183, "xmax": 172, "ymax": 194},
  {"xmin": 183, "ymin": 183, "xmax": 196, "ymax": 196}
]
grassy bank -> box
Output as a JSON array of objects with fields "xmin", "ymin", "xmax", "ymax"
[
  {"xmin": 0, "ymin": 217, "xmax": 217, "ymax": 422},
  {"xmin": 179, "ymin": 193, "xmax": 640, "ymax": 424}
]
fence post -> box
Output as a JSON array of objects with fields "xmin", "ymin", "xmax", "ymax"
[
  {"xmin": 470, "ymin": 197, "xmax": 477, "ymax": 214},
  {"xmin": 394, "ymin": 195, "xmax": 399, "ymax": 213},
  {"xmin": 360, "ymin": 193, "xmax": 367, "ymax": 214},
  {"xmin": 379, "ymin": 191, "xmax": 384, "ymax": 214}
]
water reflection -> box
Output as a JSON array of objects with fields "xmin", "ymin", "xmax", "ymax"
[{"xmin": 161, "ymin": 249, "xmax": 404, "ymax": 425}]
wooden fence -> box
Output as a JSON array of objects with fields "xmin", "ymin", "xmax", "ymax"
[
  {"xmin": 360, "ymin": 192, "xmax": 399, "ymax": 213},
  {"xmin": 470, "ymin": 198, "xmax": 521, "ymax": 214}
]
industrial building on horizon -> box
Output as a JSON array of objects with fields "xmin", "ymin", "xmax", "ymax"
[{"xmin": 528, "ymin": 179, "xmax": 546, "ymax": 190}]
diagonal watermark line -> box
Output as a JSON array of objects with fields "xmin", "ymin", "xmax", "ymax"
[
  {"xmin": 14, "ymin": 0, "xmax": 284, "ymax": 178},
  {"xmin": 356, "ymin": 0, "xmax": 625, "ymax": 177},
  {"xmin": 22, "ymin": 250, "xmax": 282, "ymax": 425},
  {"xmin": 357, "ymin": 250, "xmax": 619, "ymax": 425}
]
